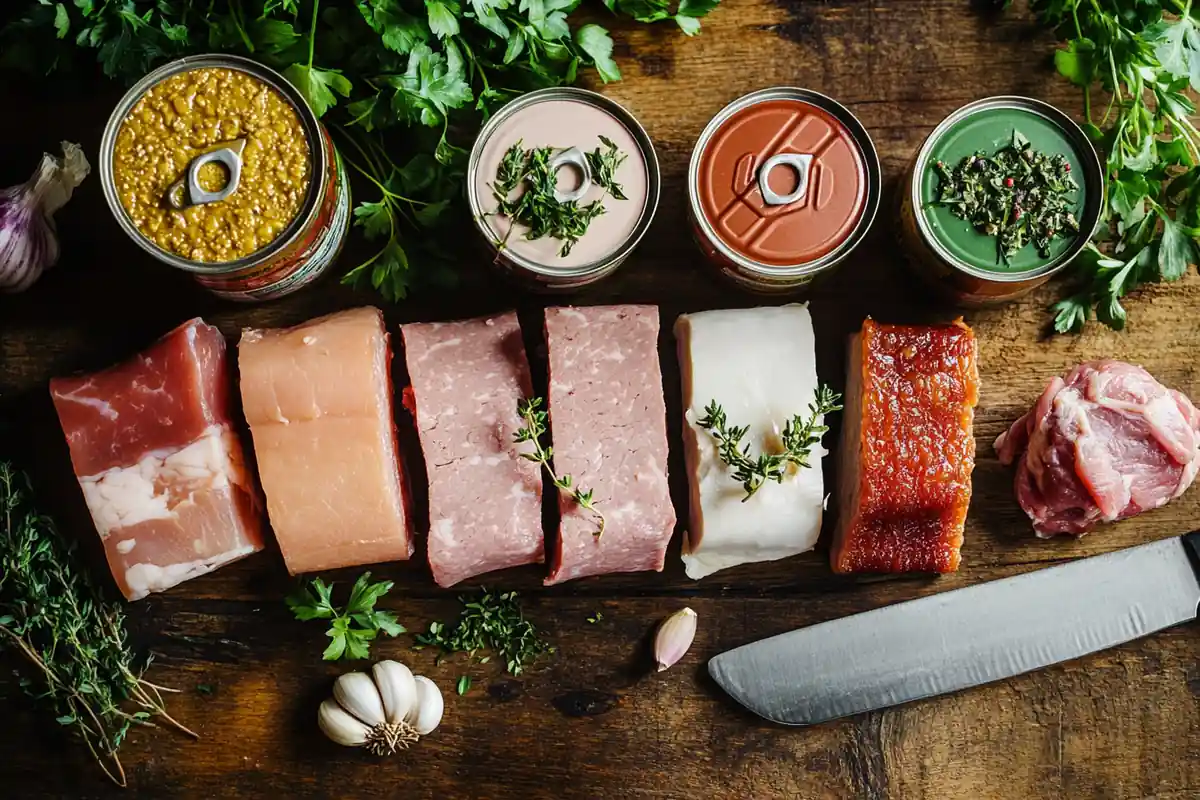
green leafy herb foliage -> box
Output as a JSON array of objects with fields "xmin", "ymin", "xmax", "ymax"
[
  {"xmin": 0, "ymin": 461, "xmax": 195, "ymax": 787},
  {"xmin": 514, "ymin": 397, "xmax": 606, "ymax": 538},
  {"xmin": 1027, "ymin": 0, "xmax": 1200, "ymax": 332},
  {"xmin": 697, "ymin": 385, "xmax": 843, "ymax": 502},
  {"xmin": 932, "ymin": 129, "xmax": 1081, "ymax": 264},
  {"xmin": 414, "ymin": 589, "xmax": 554, "ymax": 676},
  {"xmin": 3, "ymin": 0, "xmax": 719, "ymax": 302},
  {"xmin": 286, "ymin": 572, "xmax": 406, "ymax": 661},
  {"xmin": 489, "ymin": 136, "xmax": 627, "ymax": 257}
]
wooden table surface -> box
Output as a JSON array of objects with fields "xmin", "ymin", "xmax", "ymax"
[{"xmin": 2, "ymin": 2, "xmax": 1198, "ymax": 798}]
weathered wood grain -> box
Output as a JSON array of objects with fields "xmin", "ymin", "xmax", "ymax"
[{"xmin": 1, "ymin": 1, "xmax": 1198, "ymax": 798}]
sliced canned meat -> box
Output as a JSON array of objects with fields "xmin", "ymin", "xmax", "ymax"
[
  {"xmin": 543, "ymin": 305, "xmax": 675, "ymax": 585},
  {"xmin": 401, "ymin": 312, "xmax": 544, "ymax": 588}
]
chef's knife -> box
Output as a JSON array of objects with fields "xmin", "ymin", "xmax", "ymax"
[{"xmin": 709, "ymin": 532, "xmax": 1200, "ymax": 725}]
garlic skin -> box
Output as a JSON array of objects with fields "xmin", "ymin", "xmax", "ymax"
[
  {"xmin": 409, "ymin": 676, "xmax": 444, "ymax": 736},
  {"xmin": 319, "ymin": 660, "xmax": 443, "ymax": 755},
  {"xmin": 654, "ymin": 607, "xmax": 698, "ymax": 672},
  {"xmin": 0, "ymin": 141, "xmax": 90, "ymax": 294},
  {"xmin": 318, "ymin": 699, "xmax": 371, "ymax": 747},
  {"xmin": 372, "ymin": 660, "xmax": 416, "ymax": 725}
]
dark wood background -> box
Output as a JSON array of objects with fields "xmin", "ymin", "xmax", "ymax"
[{"xmin": 1, "ymin": 2, "xmax": 1198, "ymax": 798}]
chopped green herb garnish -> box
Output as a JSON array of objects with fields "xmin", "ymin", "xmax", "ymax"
[
  {"xmin": 587, "ymin": 612, "xmax": 604, "ymax": 624},
  {"xmin": 457, "ymin": 675, "xmax": 472, "ymax": 696},
  {"xmin": 415, "ymin": 589, "xmax": 554, "ymax": 677},
  {"xmin": 931, "ymin": 129, "xmax": 1080, "ymax": 265},
  {"xmin": 195, "ymin": 684, "xmax": 216, "ymax": 697},
  {"xmin": 286, "ymin": 572, "xmax": 406, "ymax": 662}
]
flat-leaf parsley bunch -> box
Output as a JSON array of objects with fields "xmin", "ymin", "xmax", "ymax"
[{"xmin": 2, "ymin": 0, "xmax": 719, "ymax": 300}]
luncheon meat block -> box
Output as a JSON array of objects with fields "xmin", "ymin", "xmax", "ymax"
[
  {"xmin": 995, "ymin": 360, "xmax": 1200, "ymax": 536},
  {"xmin": 238, "ymin": 307, "xmax": 412, "ymax": 574},
  {"xmin": 50, "ymin": 318, "xmax": 265, "ymax": 601},
  {"xmin": 401, "ymin": 313, "xmax": 543, "ymax": 587},
  {"xmin": 544, "ymin": 306, "xmax": 674, "ymax": 585},
  {"xmin": 675, "ymin": 305, "xmax": 826, "ymax": 580},
  {"xmin": 833, "ymin": 319, "xmax": 979, "ymax": 574}
]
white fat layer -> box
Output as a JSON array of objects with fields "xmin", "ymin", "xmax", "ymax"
[
  {"xmin": 116, "ymin": 539, "xmax": 137, "ymax": 554},
  {"xmin": 80, "ymin": 426, "xmax": 240, "ymax": 537},
  {"xmin": 124, "ymin": 545, "xmax": 258, "ymax": 601},
  {"xmin": 676, "ymin": 304, "xmax": 825, "ymax": 580}
]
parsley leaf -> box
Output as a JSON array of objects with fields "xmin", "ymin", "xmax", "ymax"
[
  {"xmin": 282, "ymin": 64, "xmax": 353, "ymax": 117},
  {"xmin": 576, "ymin": 24, "xmax": 620, "ymax": 82},
  {"xmin": 286, "ymin": 572, "xmax": 405, "ymax": 662}
]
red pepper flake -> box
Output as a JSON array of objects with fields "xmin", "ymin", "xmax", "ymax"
[
  {"xmin": 1004, "ymin": 177, "xmax": 1015, "ymax": 188},
  {"xmin": 1064, "ymin": 163, "xmax": 1071, "ymax": 172}
]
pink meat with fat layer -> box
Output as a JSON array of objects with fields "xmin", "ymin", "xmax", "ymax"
[
  {"xmin": 995, "ymin": 360, "xmax": 1200, "ymax": 536},
  {"xmin": 50, "ymin": 318, "xmax": 265, "ymax": 601},
  {"xmin": 543, "ymin": 305, "xmax": 675, "ymax": 585},
  {"xmin": 401, "ymin": 312, "xmax": 544, "ymax": 587}
]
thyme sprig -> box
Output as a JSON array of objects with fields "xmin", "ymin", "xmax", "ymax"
[
  {"xmin": 0, "ymin": 461, "xmax": 196, "ymax": 787},
  {"xmin": 697, "ymin": 385, "xmax": 843, "ymax": 502},
  {"xmin": 490, "ymin": 138, "xmax": 629, "ymax": 257},
  {"xmin": 514, "ymin": 397, "xmax": 606, "ymax": 539}
]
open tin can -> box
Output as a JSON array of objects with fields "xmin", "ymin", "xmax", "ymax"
[
  {"xmin": 688, "ymin": 87, "xmax": 881, "ymax": 293},
  {"xmin": 466, "ymin": 87, "xmax": 660, "ymax": 291},
  {"xmin": 897, "ymin": 96, "xmax": 1104, "ymax": 306},
  {"xmin": 100, "ymin": 54, "xmax": 350, "ymax": 303}
]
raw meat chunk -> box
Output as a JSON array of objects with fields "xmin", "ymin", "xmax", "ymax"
[
  {"xmin": 238, "ymin": 307, "xmax": 413, "ymax": 574},
  {"xmin": 675, "ymin": 304, "xmax": 826, "ymax": 579},
  {"xmin": 50, "ymin": 318, "xmax": 265, "ymax": 601},
  {"xmin": 833, "ymin": 318, "xmax": 979, "ymax": 574},
  {"xmin": 401, "ymin": 312, "xmax": 543, "ymax": 587},
  {"xmin": 544, "ymin": 306, "xmax": 675, "ymax": 585},
  {"xmin": 995, "ymin": 360, "xmax": 1200, "ymax": 536}
]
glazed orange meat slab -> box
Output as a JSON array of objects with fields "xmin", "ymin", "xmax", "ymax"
[{"xmin": 832, "ymin": 318, "xmax": 979, "ymax": 574}]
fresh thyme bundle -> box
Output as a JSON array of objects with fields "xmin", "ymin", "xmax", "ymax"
[{"xmin": 0, "ymin": 461, "xmax": 195, "ymax": 786}]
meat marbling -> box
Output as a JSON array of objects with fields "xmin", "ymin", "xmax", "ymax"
[
  {"xmin": 50, "ymin": 318, "xmax": 265, "ymax": 600},
  {"xmin": 995, "ymin": 360, "xmax": 1200, "ymax": 536}
]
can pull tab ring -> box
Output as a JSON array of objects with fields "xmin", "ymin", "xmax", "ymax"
[
  {"xmin": 758, "ymin": 153, "xmax": 813, "ymax": 207},
  {"xmin": 549, "ymin": 147, "xmax": 592, "ymax": 204},
  {"xmin": 166, "ymin": 138, "xmax": 247, "ymax": 210}
]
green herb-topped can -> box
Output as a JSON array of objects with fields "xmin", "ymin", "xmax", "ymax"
[
  {"xmin": 897, "ymin": 96, "xmax": 1104, "ymax": 306},
  {"xmin": 466, "ymin": 87, "xmax": 660, "ymax": 291}
]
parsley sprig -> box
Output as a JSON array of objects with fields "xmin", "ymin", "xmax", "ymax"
[
  {"xmin": 3, "ymin": 0, "xmax": 720, "ymax": 302},
  {"xmin": 414, "ymin": 589, "xmax": 554, "ymax": 677},
  {"xmin": 286, "ymin": 572, "xmax": 406, "ymax": 661},
  {"xmin": 1025, "ymin": 0, "xmax": 1200, "ymax": 332},
  {"xmin": 697, "ymin": 385, "xmax": 842, "ymax": 502},
  {"xmin": 514, "ymin": 397, "xmax": 606, "ymax": 539},
  {"xmin": 0, "ymin": 461, "xmax": 195, "ymax": 787}
]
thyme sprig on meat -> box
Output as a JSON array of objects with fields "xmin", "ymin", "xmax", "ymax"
[
  {"xmin": 0, "ymin": 461, "xmax": 196, "ymax": 787},
  {"xmin": 490, "ymin": 138, "xmax": 629, "ymax": 257},
  {"xmin": 514, "ymin": 397, "xmax": 606, "ymax": 539},
  {"xmin": 697, "ymin": 385, "xmax": 842, "ymax": 502},
  {"xmin": 932, "ymin": 129, "xmax": 1080, "ymax": 264}
]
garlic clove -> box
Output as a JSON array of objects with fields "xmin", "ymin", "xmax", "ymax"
[
  {"xmin": 318, "ymin": 699, "xmax": 371, "ymax": 747},
  {"xmin": 408, "ymin": 675, "xmax": 444, "ymax": 736},
  {"xmin": 372, "ymin": 660, "xmax": 417, "ymax": 725},
  {"xmin": 334, "ymin": 671, "xmax": 386, "ymax": 728},
  {"xmin": 654, "ymin": 607, "xmax": 698, "ymax": 672}
]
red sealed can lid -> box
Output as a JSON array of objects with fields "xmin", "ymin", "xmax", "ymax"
[{"xmin": 691, "ymin": 89, "xmax": 879, "ymax": 274}]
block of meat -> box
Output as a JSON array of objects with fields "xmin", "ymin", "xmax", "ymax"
[
  {"xmin": 995, "ymin": 360, "xmax": 1200, "ymax": 537},
  {"xmin": 543, "ymin": 306, "xmax": 674, "ymax": 585},
  {"xmin": 833, "ymin": 318, "xmax": 979, "ymax": 574},
  {"xmin": 50, "ymin": 318, "xmax": 265, "ymax": 601},
  {"xmin": 238, "ymin": 307, "xmax": 412, "ymax": 574},
  {"xmin": 675, "ymin": 305, "xmax": 826, "ymax": 579},
  {"xmin": 401, "ymin": 312, "xmax": 543, "ymax": 587}
]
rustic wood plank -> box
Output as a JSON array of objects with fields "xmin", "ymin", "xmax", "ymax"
[{"xmin": 1, "ymin": 1, "xmax": 1198, "ymax": 798}]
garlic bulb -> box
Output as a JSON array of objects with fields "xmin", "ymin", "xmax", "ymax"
[
  {"xmin": 654, "ymin": 607, "xmax": 698, "ymax": 672},
  {"xmin": 0, "ymin": 142, "xmax": 90, "ymax": 294},
  {"xmin": 319, "ymin": 660, "xmax": 443, "ymax": 755}
]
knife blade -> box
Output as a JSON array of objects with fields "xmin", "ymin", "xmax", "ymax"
[{"xmin": 709, "ymin": 532, "xmax": 1200, "ymax": 726}]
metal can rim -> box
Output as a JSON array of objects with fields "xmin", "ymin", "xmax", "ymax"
[
  {"xmin": 687, "ymin": 86, "xmax": 882, "ymax": 281},
  {"xmin": 909, "ymin": 95, "xmax": 1106, "ymax": 285},
  {"xmin": 465, "ymin": 86, "xmax": 661, "ymax": 281},
  {"xmin": 99, "ymin": 53, "xmax": 327, "ymax": 276}
]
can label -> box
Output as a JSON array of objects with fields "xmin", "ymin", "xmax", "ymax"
[{"xmin": 194, "ymin": 129, "xmax": 350, "ymax": 302}]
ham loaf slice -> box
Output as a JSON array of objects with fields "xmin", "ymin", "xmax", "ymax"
[{"xmin": 833, "ymin": 318, "xmax": 979, "ymax": 574}]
